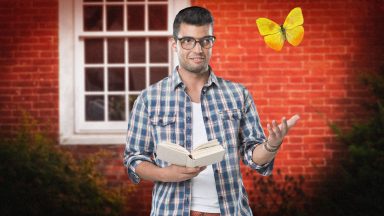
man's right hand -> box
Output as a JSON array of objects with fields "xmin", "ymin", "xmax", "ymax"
[
  {"xmin": 135, "ymin": 161, "xmax": 206, "ymax": 182},
  {"xmin": 160, "ymin": 165, "xmax": 206, "ymax": 182}
]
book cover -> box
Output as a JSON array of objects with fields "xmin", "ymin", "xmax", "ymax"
[{"xmin": 156, "ymin": 139, "xmax": 225, "ymax": 167}]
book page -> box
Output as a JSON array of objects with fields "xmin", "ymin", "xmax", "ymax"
[
  {"xmin": 191, "ymin": 145, "xmax": 225, "ymax": 159},
  {"xmin": 189, "ymin": 145, "xmax": 225, "ymax": 167},
  {"xmin": 158, "ymin": 142, "xmax": 190, "ymax": 154},
  {"xmin": 156, "ymin": 142, "xmax": 190, "ymax": 166},
  {"xmin": 192, "ymin": 139, "xmax": 220, "ymax": 152}
]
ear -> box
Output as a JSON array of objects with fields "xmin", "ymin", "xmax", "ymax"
[{"xmin": 170, "ymin": 37, "xmax": 178, "ymax": 52}]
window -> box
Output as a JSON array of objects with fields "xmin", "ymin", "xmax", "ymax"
[{"xmin": 59, "ymin": 0, "xmax": 190, "ymax": 144}]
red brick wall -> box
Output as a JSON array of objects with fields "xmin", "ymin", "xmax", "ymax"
[
  {"xmin": 195, "ymin": 0, "xmax": 384, "ymax": 195},
  {"xmin": 0, "ymin": 0, "xmax": 59, "ymax": 138},
  {"xmin": 1, "ymin": 0, "xmax": 384, "ymax": 215}
]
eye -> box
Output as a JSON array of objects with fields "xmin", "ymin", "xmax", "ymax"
[
  {"xmin": 201, "ymin": 37, "xmax": 213, "ymax": 46},
  {"xmin": 203, "ymin": 38, "xmax": 211, "ymax": 44},
  {"xmin": 181, "ymin": 37, "xmax": 194, "ymax": 44}
]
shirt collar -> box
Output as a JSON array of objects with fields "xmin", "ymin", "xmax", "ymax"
[{"xmin": 171, "ymin": 66, "xmax": 220, "ymax": 90}]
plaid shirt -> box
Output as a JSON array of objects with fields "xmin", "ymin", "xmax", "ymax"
[{"xmin": 124, "ymin": 67, "xmax": 274, "ymax": 216}]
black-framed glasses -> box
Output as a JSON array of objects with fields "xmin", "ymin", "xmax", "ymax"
[{"xmin": 176, "ymin": 36, "xmax": 216, "ymax": 50}]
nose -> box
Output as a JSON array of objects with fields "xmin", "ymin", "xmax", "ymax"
[{"xmin": 192, "ymin": 40, "xmax": 203, "ymax": 53}]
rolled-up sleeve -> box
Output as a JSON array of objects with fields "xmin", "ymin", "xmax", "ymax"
[
  {"xmin": 239, "ymin": 88, "xmax": 274, "ymax": 176},
  {"xmin": 123, "ymin": 93, "xmax": 154, "ymax": 184}
]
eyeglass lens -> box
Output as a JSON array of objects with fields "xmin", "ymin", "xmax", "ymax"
[{"xmin": 179, "ymin": 37, "xmax": 215, "ymax": 50}]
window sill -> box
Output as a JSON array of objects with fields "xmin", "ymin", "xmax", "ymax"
[{"xmin": 60, "ymin": 134, "xmax": 125, "ymax": 145}]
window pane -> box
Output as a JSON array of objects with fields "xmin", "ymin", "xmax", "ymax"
[
  {"xmin": 106, "ymin": 0, "xmax": 123, "ymax": 2},
  {"xmin": 85, "ymin": 39, "xmax": 104, "ymax": 64},
  {"xmin": 86, "ymin": 95, "xmax": 104, "ymax": 121},
  {"xmin": 108, "ymin": 95, "xmax": 125, "ymax": 121},
  {"xmin": 128, "ymin": 38, "xmax": 145, "ymax": 63},
  {"xmin": 127, "ymin": 5, "xmax": 144, "ymax": 30},
  {"xmin": 108, "ymin": 68, "xmax": 125, "ymax": 91},
  {"xmin": 84, "ymin": 6, "xmax": 103, "ymax": 31},
  {"xmin": 84, "ymin": 0, "xmax": 102, "ymax": 2},
  {"xmin": 107, "ymin": 6, "xmax": 124, "ymax": 31},
  {"xmin": 127, "ymin": 0, "xmax": 144, "ymax": 1},
  {"xmin": 108, "ymin": 38, "xmax": 125, "ymax": 63},
  {"xmin": 148, "ymin": 5, "xmax": 167, "ymax": 30},
  {"xmin": 85, "ymin": 68, "xmax": 104, "ymax": 91},
  {"xmin": 129, "ymin": 94, "xmax": 139, "ymax": 112},
  {"xmin": 129, "ymin": 67, "xmax": 146, "ymax": 91},
  {"xmin": 150, "ymin": 67, "xmax": 168, "ymax": 85},
  {"xmin": 150, "ymin": 37, "xmax": 168, "ymax": 63}
]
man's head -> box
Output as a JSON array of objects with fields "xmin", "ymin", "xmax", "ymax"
[
  {"xmin": 173, "ymin": 6, "xmax": 214, "ymax": 39},
  {"xmin": 172, "ymin": 6, "xmax": 215, "ymax": 75}
]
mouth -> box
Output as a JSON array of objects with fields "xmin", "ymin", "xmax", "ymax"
[{"xmin": 189, "ymin": 56, "xmax": 205, "ymax": 64}]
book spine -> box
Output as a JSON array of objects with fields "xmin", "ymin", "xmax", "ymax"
[{"xmin": 186, "ymin": 157, "xmax": 195, "ymax": 168}]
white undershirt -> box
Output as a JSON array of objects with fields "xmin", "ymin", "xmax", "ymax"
[{"xmin": 190, "ymin": 102, "xmax": 220, "ymax": 213}]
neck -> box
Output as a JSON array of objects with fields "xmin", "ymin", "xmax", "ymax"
[
  {"xmin": 178, "ymin": 67, "xmax": 209, "ymax": 90},
  {"xmin": 177, "ymin": 67, "xmax": 210, "ymax": 103}
]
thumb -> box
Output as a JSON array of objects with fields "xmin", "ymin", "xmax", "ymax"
[{"xmin": 279, "ymin": 114, "xmax": 300, "ymax": 130}]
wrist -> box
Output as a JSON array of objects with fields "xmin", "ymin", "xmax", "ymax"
[
  {"xmin": 263, "ymin": 140, "xmax": 280, "ymax": 153},
  {"xmin": 158, "ymin": 167, "xmax": 169, "ymax": 182}
]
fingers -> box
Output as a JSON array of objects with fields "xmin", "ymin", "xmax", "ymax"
[
  {"xmin": 165, "ymin": 165, "xmax": 206, "ymax": 182},
  {"xmin": 269, "ymin": 120, "xmax": 282, "ymax": 137},
  {"xmin": 286, "ymin": 114, "xmax": 300, "ymax": 128},
  {"xmin": 267, "ymin": 118, "xmax": 286, "ymax": 147},
  {"xmin": 266, "ymin": 114, "xmax": 299, "ymax": 147},
  {"xmin": 267, "ymin": 123, "xmax": 274, "ymax": 137},
  {"xmin": 280, "ymin": 117, "xmax": 288, "ymax": 135},
  {"xmin": 183, "ymin": 166, "xmax": 203, "ymax": 174},
  {"xmin": 180, "ymin": 166, "xmax": 206, "ymax": 180}
]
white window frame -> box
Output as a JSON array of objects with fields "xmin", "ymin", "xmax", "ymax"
[{"xmin": 59, "ymin": 0, "xmax": 190, "ymax": 145}]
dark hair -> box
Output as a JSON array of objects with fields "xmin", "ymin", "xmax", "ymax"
[{"xmin": 173, "ymin": 6, "xmax": 214, "ymax": 38}]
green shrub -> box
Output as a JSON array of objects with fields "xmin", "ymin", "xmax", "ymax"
[
  {"xmin": 0, "ymin": 115, "xmax": 123, "ymax": 216},
  {"xmin": 310, "ymin": 66, "xmax": 384, "ymax": 216}
]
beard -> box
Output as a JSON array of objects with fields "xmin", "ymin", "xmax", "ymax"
[
  {"xmin": 183, "ymin": 63, "xmax": 208, "ymax": 74},
  {"xmin": 178, "ymin": 56, "xmax": 209, "ymax": 74}
]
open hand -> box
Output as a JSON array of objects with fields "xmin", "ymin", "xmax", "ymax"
[{"xmin": 267, "ymin": 114, "xmax": 300, "ymax": 148}]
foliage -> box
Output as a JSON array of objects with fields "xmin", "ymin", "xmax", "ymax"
[
  {"xmin": 310, "ymin": 67, "xmax": 384, "ymax": 216},
  {"xmin": 247, "ymin": 169, "xmax": 308, "ymax": 216},
  {"xmin": 0, "ymin": 114, "xmax": 124, "ymax": 216}
]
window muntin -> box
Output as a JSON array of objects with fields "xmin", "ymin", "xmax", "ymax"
[{"xmin": 77, "ymin": 0, "xmax": 171, "ymax": 132}]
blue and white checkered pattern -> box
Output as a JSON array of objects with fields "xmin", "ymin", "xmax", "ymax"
[{"xmin": 124, "ymin": 67, "xmax": 274, "ymax": 216}]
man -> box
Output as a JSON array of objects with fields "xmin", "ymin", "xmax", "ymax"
[{"xmin": 124, "ymin": 6, "xmax": 299, "ymax": 216}]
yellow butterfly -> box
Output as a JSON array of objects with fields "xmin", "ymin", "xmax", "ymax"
[{"xmin": 256, "ymin": 7, "xmax": 304, "ymax": 51}]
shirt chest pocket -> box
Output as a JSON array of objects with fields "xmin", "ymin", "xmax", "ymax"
[
  {"xmin": 219, "ymin": 109, "xmax": 242, "ymax": 121},
  {"xmin": 219, "ymin": 109, "xmax": 242, "ymax": 149},
  {"xmin": 150, "ymin": 113, "xmax": 176, "ymax": 143}
]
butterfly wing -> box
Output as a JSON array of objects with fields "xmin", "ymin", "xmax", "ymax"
[
  {"xmin": 264, "ymin": 33, "xmax": 285, "ymax": 51},
  {"xmin": 283, "ymin": 7, "xmax": 304, "ymax": 29},
  {"xmin": 285, "ymin": 26, "xmax": 304, "ymax": 46},
  {"xmin": 256, "ymin": 18, "xmax": 281, "ymax": 36},
  {"xmin": 283, "ymin": 7, "xmax": 304, "ymax": 46},
  {"xmin": 256, "ymin": 18, "xmax": 284, "ymax": 51}
]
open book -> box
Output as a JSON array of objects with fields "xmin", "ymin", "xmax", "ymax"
[{"xmin": 156, "ymin": 139, "xmax": 225, "ymax": 167}]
